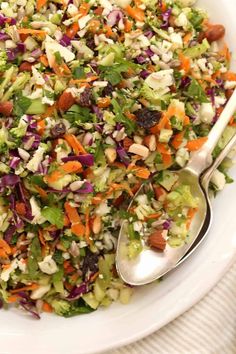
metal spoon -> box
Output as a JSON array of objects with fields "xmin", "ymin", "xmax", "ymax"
[
  {"xmin": 116, "ymin": 89, "xmax": 236, "ymax": 286},
  {"xmin": 177, "ymin": 131, "xmax": 236, "ymax": 266}
]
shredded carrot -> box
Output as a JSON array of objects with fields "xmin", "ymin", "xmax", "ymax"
[
  {"xmin": 8, "ymin": 295, "xmax": 20, "ymax": 303},
  {"xmin": 161, "ymin": 1, "xmax": 167, "ymax": 12},
  {"xmin": 124, "ymin": 19, "xmax": 133, "ymax": 32},
  {"xmin": 79, "ymin": 2, "xmax": 90, "ymax": 15},
  {"xmin": 0, "ymin": 239, "xmax": 11, "ymax": 256},
  {"xmin": 38, "ymin": 229, "xmax": 46, "ymax": 246},
  {"xmin": 36, "ymin": 0, "xmax": 47, "ymax": 11},
  {"xmin": 71, "ymin": 223, "xmax": 85, "ymax": 238},
  {"xmin": 61, "ymin": 161, "xmax": 82, "ymax": 173},
  {"xmin": 71, "ymin": 76, "xmax": 99, "ymax": 84},
  {"xmin": 42, "ymin": 302, "xmax": 53, "ymax": 313},
  {"xmin": 134, "ymin": 167, "xmax": 151, "ymax": 179},
  {"xmin": 85, "ymin": 208, "xmax": 92, "ymax": 246},
  {"xmin": 179, "ymin": 53, "xmax": 191, "ymax": 73},
  {"xmin": 103, "ymin": 24, "xmax": 114, "ymax": 38},
  {"xmin": 64, "ymin": 202, "xmax": 81, "ymax": 224},
  {"xmin": 183, "ymin": 32, "xmax": 192, "ymax": 44},
  {"xmin": 91, "ymin": 193, "xmax": 103, "ymax": 205},
  {"xmin": 63, "ymin": 261, "xmax": 75, "ymax": 274},
  {"xmin": 162, "ymin": 153, "xmax": 172, "ymax": 167},
  {"xmin": 171, "ymin": 131, "xmax": 185, "ymax": 149},
  {"xmin": 186, "ymin": 137, "xmax": 208, "ymax": 151},
  {"xmin": 39, "ymin": 54, "xmax": 49, "ymax": 67},
  {"xmin": 64, "ymin": 134, "xmax": 86, "ymax": 155},
  {"xmin": 124, "ymin": 111, "xmax": 136, "ymax": 121},
  {"xmin": 186, "ymin": 208, "xmax": 198, "ymax": 229},
  {"xmin": 44, "ymin": 170, "xmax": 63, "ymax": 184},
  {"xmin": 123, "ymin": 137, "xmax": 133, "ymax": 150},
  {"xmin": 89, "ymin": 271, "xmax": 99, "ymax": 283},
  {"xmin": 144, "ymin": 213, "xmax": 162, "ymax": 220},
  {"xmin": 125, "ymin": 5, "xmax": 145, "ymax": 22},
  {"xmin": 41, "ymin": 104, "xmax": 55, "ymax": 119},
  {"xmin": 219, "ymin": 43, "xmax": 231, "ymax": 62},
  {"xmin": 37, "ymin": 119, "xmax": 46, "ymax": 136},
  {"xmin": 15, "ymin": 202, "xmax": 26, "ymax": 216},
  {"xmin": 183, "ymin": 115, "xmax": 190, "ymax": 126},
  {"xmin": 64, "ymin": 215, "xmax": 70, "ymax": 227},
  {"xmin": 222, "ymin": 71, "xmax": 236, "ymax": 81},
  {"xmin": 17, "ymin": 28, "xmax": 46, "ymax": 36},
  {"xmin": 156, "ymin": 142, "xmax": 171, "ymax": 155},
  {"xmin": 66, "ymin": 22, "xmax": 80, "ymax": 39},
  {"xmin": 97, "ymin": 97, "xmax": 111, "ymax": 108},
  {"xmin": 10, "ymin": 283, "xmax": 39, "ymax": 294},
  {"xmin": 34, "ymin": 185, "xmax": 48, "ymax": 199},
  {"xmin": 153, "ymin": 186, "xmax": 167, "ymax": 200}
]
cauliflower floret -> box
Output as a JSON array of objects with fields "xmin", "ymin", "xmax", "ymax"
[
  {"xmin": 38, "ymin": 255, "xmax": 58, "ymax": 275},
  {"xmin": 31, "ymin": 284, "xmax": 51, "ymax": 300},
  {"xmin": 30, "ymin": 196, "xmax": 46, "ymax": 224},
  {"xmin": 199, "ymin": 103, "xmax": 215, "ymax": 124},
  {"xmin": 211, "ymin": 169, "xmax": 226, "ymax": 191}
]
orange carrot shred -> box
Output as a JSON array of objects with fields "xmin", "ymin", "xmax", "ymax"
[
  {"xmin": 186, "ymin": 137, "xmax": 208, "ymax": 151},
  {"xmin": 64, "ymin": 134, "xmax": 86, "ymax": 155},
  {"xmin": 10, "ymin": 283, "xmax": 39, "ymax": 294}
]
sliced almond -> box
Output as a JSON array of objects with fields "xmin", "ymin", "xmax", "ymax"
[
  {"xmin": 148, "ymin": 230, "xmax": 166, "ymax": 251},
  {"xmin": 128, "ymin": 143, "xmax": 149, "ymax": 159},
  {"xmin": 143, "ymin": 135, "xmax": 156, "ymax": 152},
  {"xmin": 105, "ymin": 147, "xmax": 117, "ymax": 163}
]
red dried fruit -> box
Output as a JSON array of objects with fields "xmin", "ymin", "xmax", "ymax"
[
  {"xmin": 205, "ymin": 24, "xmax": 225, "ymax": 43},
  {"xmin": 135, "ymin": 108, "xmax": 162, "ymax": 129},
  {"xmin": 19, "ymin": 62, "xmax": 34, "ymax": 72}
]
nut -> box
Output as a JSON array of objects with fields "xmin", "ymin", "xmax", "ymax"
[
  {"xmin": 148, "ymin": 230, "xmax": 166, "ymax": 251},
  {"xmin": 57, "ymin": 91, "xmax": 75, "ymax": 111},
  {"xmin": 128, "ymin": 143, "xmax": 149, "ymax": 159},
  {"xmin": 92, "ymin": 215, "xmax": 102, "ymax": 234},
  {"xmin": 0, "ymin": 101, "xmax": 13, "ymax": 117},
  {"xmin": 105, "ymin": 147, "xmax": 117, "ymax": 163},
  {"xmin": 205, "ymin": 24, "xmax": 225, "ymax": 43},
  {"xmin": 143, "ymin": 135, "xmax": 156, "ymax": 152}
]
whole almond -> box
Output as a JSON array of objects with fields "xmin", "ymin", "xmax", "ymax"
[
  {"xmin": 0, "ymin": 101, "xmax": 13, "ymax": 116},
  {"xmin": 143, "ymin": 135, "xmax": 156, "ymax": 152},
  {"xmin": 58, "ymin": 91, "xmax": 75, "ymax": 111},
  {"xmin": 148, "ymin": 230, "xmax": 166, "ymax": 251},
  {"xmin": 19, "ymin": 61, "xmax": 34, "ymax": 72},
  {"xmin": 92, "ymin": 215, "xmax": 102, "ymax": 234},
  {"xmin": 205, "ymin": 24, "xmax": 225, "ymax": 43}
]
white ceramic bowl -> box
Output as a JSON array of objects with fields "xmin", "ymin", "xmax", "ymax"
[{"xmin": 1, "ymin": 1, "xmax": 236, "ymax": 353}]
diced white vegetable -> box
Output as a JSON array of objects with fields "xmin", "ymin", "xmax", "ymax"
[
  {"xmin": 159, "ymin": 129, "xmax": 173, "ymax": 143},
  {"xmin": 30, "ymin": 196, "xmax": 46, "ymax": 224},
  {"xmin": 224, "ymin": 81, "xmax": 236, "ymax": 90},
  {"xmin": 0, "ymin": 259, "xmax": 18, "ymax": 281},
  {"xmin": 38, "ymin": 255, "xmax": 58, "ymax": 275},
  {"xmin": 128, "ymin": 143, "xmax": 149, "ymax": 158},
  {"xmin": 31, "ymin": 284, "xmax": 51, "ymax": 300},
  {"xmin": 32, "ymin": 66, "xmax": 45, "ymax": 86},
  {"xmin": 78, "ymin": 15, "xmax": 91, "ymax": 29},
  {"xmin": 176, "ymin": 148, "xmax": 189, "ymax": 167},
  {"xmin": 26, "ymin": 146, "xmax": 46, "ymax": 172},
  {"xmin": 95, "ymin": 201, "xmax": 111, "ymax": 216},
  {"xmin": 199, "ymin": 103, "xmax": 215, "ymax": 124},
  {"xmin": 211, "ymin": 169, "xmax": 226, "ymax": 191},
  {"xmin": 45, "ymin": 35, "xmax": 75, "ymax": 67},
  {"xmin": 145, "ymin": 69, "xmax": 174, "ymax": 91}
]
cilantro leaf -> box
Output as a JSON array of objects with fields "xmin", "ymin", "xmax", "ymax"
[
  {"xmin": 41, "ymin": 207, "xmax": 64, "ymax": 229},
  {"xmin": 100, "ymin": 60, "xmax": 138, "ymax": 85},
  {"xmin": 73, "ymin": 66, "xmax": 86, "ymax": 79},
  {"xmin": 14, "ymin": 96, "xmax": 32, "ymax": 116},
  {"xmin": 111, "ymin": 98, "xmax": 136, "ymax": 134},
  {"xmin": 64, "ymin": 104, "xmax": 92, "ymax": 124},
  {"xmin": 186, "ymin": 79, "xmax": 209, "ymax": 103}
]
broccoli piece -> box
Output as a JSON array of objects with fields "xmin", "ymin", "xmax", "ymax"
[
  {"xmin": 10, "ymin": 116, "xmax": 28, "ymax": 138},
  {"xmin": 0, "ymin": 125, "xmax": 16, "ymax": 153},
  {"xmin": 0, "ymin": 66, "xmax": 15, "ymax": 99},
  {"xmin": 2, "ymin": 72, "xmax": 30, "ymax": 102},
  {"xmin": 141, "ymin": 0, "xmax": 158, "ymax": 10},
  {"xmin": 51, "ymin": 298, "xmax": 95, "ymax": 317},
  {"xmin": 0, "ymin": 51, "xmax": 7, "ymax": 72}
]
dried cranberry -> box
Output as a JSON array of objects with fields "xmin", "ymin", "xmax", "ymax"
[
  {"xmin": 78, "ymin": 88, "xmax": 92, "ymax": 107},
  {"xmin": 51, "ymin": 122, "xmax": 66, "ymax": 138},
  {"xmin": 82, "ymin": 250, "xmax": 99, "ymax": 279},
  {"xmin": 102, "ymin": 82, "xmax": 114, "ymax": 97},
  {"xmin": 135, "ymin": 108, "xmax": 162, "ymax": 129},
  {"xmin": 86, "ymin": 36, "xmax": 97, "ymax": 51}
]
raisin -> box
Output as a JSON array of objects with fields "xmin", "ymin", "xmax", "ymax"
[
  {"xmin": 51, "ymin": 122, "xmax": 66, "ymax": 138},
  {"xmin": 82, "ymin": 250, "xmax": 99, "ymax": 279},
  {"xmin": 102, "ymin": 82, "xmax": 114, "ymax": 97},
  {"xmin": 135, "ymin": 108, "xmax": 162, "ymax": 129},
  {"xmin": 86, "ymin": 36, "xmax": 97, "ymax": 51},
  {"xmin": 78, "ymin": 88, "xmax": 92, "ymax": 107}
]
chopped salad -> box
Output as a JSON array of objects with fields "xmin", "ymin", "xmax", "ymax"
[{"xmin": 0, "ymin": 0, "xmax": 235, "ymax": 318}]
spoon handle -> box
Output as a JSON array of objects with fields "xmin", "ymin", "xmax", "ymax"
[
  {"xmin": 186, "ymin": 88, "xmax": 236, "ymax": 176},
  {"xmin": 201, "ymin": 132, "xmax": 236, "ymax": 189}
]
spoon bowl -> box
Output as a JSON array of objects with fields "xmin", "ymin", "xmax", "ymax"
[
  {"xmin": 116, "ymin": 169, "xmax": 208, "ymax": 286},
  {"xmin": 116, "ymin": 88, "xmax": 236, "ymax": 286}
]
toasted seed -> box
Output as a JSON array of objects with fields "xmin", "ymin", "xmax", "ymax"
[
  {"xmin": 105, "ymin": 147, "xmax": 117, "ymax": 163},
  {"xmin": 143, "ymin": 135, "xmax": 156, "ymax": 152},
  {"xmin": 148, "ymin": 230, "xmax": 166, "ymax": 251},
  {"xmin": 92, "ymin": 215, "xmax": 102, "ymax": 234}
]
